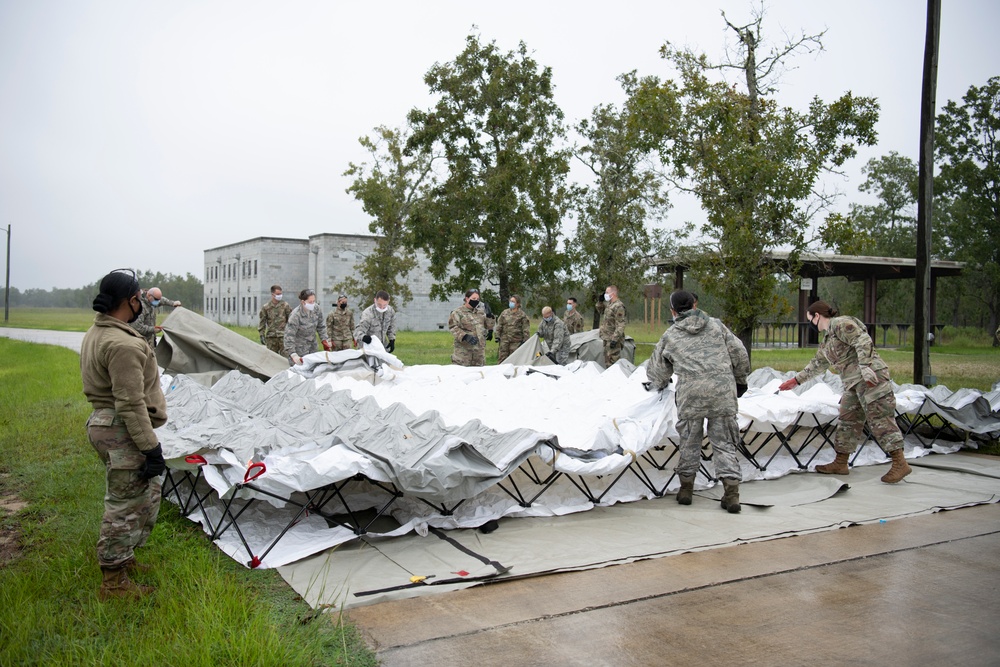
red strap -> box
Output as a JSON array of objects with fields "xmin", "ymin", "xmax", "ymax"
[
  {"xmin": 244, "ymin": 461, "xmax": 266, "ymax": 483},
  {"xmin": 185, "ymin": 455, "xmax": 207, "ymax": 465}
]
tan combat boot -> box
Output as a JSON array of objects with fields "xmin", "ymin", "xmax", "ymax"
[
  {"xmin": 124, "ymin": 558, "xmax": 152, "ymax": 575},
  {"xmin": 98, "ymin": 566, "xmax": 154, "ymax": 601},
  {"xmin": 881, "ymin": 449, "xmax": 912, "ymax": 484},
  {"xmin": 720, "ymin": 480, "xmax": 741, "ymax": 514},
  {"xmin": 815, "ymin": 451, "xmax": 850, "ymax": 475},
  {"xmin": 676, "ymin": 475, "xmax": 695, "ymax": 505}
]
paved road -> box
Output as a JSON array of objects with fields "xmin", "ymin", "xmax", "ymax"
[
  {"xmin": 349, "ymin": 502, "xmax": 1000, "ymax": 666},
  {"xmin": 0, "ymin": 327, "xmax": 86, "ymax": 353}
]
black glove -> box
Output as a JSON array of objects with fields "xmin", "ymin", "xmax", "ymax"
[
  {"xmin": 736, "ymin": 383, "xmax": 748, "ymax": 398},
  {"xmin": 462, "ymin": 334, "xmax": 479, "ymax": 346},
  {"xmin": 387, "ymin": 339, "xmax": 395, "ymax": 353},
  {"xmin": 609, "ymin": 340, "xmax": 619, "ymax": 350},
  {"xmin": 545, "ymin": 352, "xmax": 557, "ymax": 363},
  {"xmin": 139, "ymin": 444, "xmax": 166, "ymax": 479},
  {"xmin": 259, "ymin": 335, "xmax": 265, "ymax": 345},
  {"xmin": 362, "ymin": 335, "xmax": 372, "ymax": 344},
  {"xmin": 486, "ymin": 330, "xmax": 494, "ymax": 342}
]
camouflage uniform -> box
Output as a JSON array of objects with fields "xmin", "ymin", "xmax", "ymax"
[
  {"xmin": 564, "ymin": 307, "xmax": 584, "ymax": 335},
  {"xmin": 326, "ymin": 306, "xmax": 355, "ymax": 351},
  {"xmin": 354, "ymin": 304, "xmax": 397, "ymax": 347},
  {"xmin": 795, "ymin": 315, "xmax": 904, "ymax": 454},
  {"xmin": 537, "ymin": 315, "xmax": 571, "ymax": 364},
  {"xmin": 258, "ymin": 299, "xmax": 292, "ymax": 355},
  {"xmin": 647, "ymin": 309, "xmax": 750, "ymax": 480},
  {"xmin": 495, "ymin": 307, "xmax": 530, "ymax": 363},
  {"xmin": 449, "ymin": 303, "xmax": 487, "ymax": 366},
  {"xmin": 81, "ymin": 314, "xmax": 168, "ymax": 569},
  {"xmin": 599, "ymin": 299, "xmax": 627, "ymax": 367},
  {"xmin": 283, "ymin": 304, "xmax": 328, "ymax": 361},
  {"xmin": 129, "ymin": 291, "xmax": 179, "ymax": 348}
]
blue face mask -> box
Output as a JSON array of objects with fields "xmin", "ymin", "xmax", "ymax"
[
  {"xmin": 508, "ymin": 302, "xmax": 516, "ymax": 309},
  {"xmin": 544, "ymin": 316, "xmax": 553, "ymax": 322},
  {"xmin": 566, "ymin": 304, "xmax": 573, "ymax": 311},
  {"xmin": 150, "ymin": 299, "xmax": 161, "ymax": 307}
]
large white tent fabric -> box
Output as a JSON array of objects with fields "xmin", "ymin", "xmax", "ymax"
[{"xmin": 156, "ymin": 314, "xmax": 1000, "ymax": 575}]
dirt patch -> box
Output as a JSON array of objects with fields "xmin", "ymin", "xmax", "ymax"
[{"xmin": 0, "ymin": 473, "xmax": 26, "ymax": 566}]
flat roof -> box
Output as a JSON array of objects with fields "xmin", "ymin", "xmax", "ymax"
[{"xmin": 652, "ymin": 250, "xmax": 964, "ymax": 281}]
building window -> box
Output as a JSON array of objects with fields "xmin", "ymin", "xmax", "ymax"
[{"xmin": 253, "ymin": 260, "xmax": 258, "ymax": 276}]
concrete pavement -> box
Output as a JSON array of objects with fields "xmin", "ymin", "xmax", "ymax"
[
  {"xmin": 0, "ymin": 327, "xmax": 85, "ymax": 353},
  {"xmin": 348, "ymin": 502, "xmax": 1000, "ymax": 666}
]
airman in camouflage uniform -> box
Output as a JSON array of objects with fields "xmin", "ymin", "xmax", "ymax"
[
  {"xmin": 258, "ymin": 285, "xmax": 292, "ymax": 355},
  {"xmin": 599, "ymin": 285, "xmax": 627, "ymax": 367},
  {"xmin": 564, "ymin": 297, "xmax": 584, "ymax": 335},
  {"xmin": 283, "ymin": 289, "xmax": 330, "ymax": 364},
  {"xmin": 495, "ymin": 295, "xmax": 530, "ymax": 363},
  {"xmin": 537, "ymin": 307, "xmax": 572, "ymax": 364},
  {"xmin": 647, "ymin": 290, "xmax": 750, "ymax": 513},
  {"xmin": 449, "ymin": 288, "xmax": 487, "ymax": 366},
  {"xmin": 130, "ymin": 287, "xmax": 181, "ymax": 348},
  {"xmin": 81, "ymin": 269, "xmax": 168, "ymax": 600},
  {"xmin": 779, "ymin": 300, "xmax": 911, "ymax": 483},
  {"xmin": 326, "ymin": 294, "xmax": 356, "ymax": 351},
  {"xmin": 354, "ymin": 290, "xmax": 397, "ymax": 353}
]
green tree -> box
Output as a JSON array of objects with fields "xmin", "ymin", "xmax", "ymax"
[
  {"xmin": 629, "ymin": 8, "xmax": 879, "ymax": 355},
  {"xmin": 406, "ymin": 33, "xmax": 572, "ymax": 303},
  {"xmin": 572, "ymin": 76, "xmax": 672, "ymax": 327},
  {"xmin": 935, "ymin": 76, "xmax": 1000, "ymax": 340},
  {"xmin": 339, "ymin": 125, "xmax": 436, "ymax": 306}
]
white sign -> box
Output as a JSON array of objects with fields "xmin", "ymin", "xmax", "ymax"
[{"xmin": 800, "ymin": 278, "xmax": 813, "ymax": 291}]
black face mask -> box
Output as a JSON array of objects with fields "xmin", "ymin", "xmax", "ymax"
[
  {"xmin": 468, "ymin": 299, "xmax": 480, "ymax": 309},
  {"xmin": 127, "ymin": 296, "xmax": 142, "ymax": 323},
  {"xmin": 339, "ymin": 302, "xmax": 347, "ymax": 310},
  {"xmin": 808, "ymin": 317, "xmax": 819, "ymax": 334}
]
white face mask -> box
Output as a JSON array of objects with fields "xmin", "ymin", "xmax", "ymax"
[
  {"xmin": 375, "ymin": 304, "xmax": 388, "ymax": 313},
  {"xmin": 304, "ymin": 302, "xmax": 315, "ymax": 312},
  {"xmin": 604, "ymin": 293, "xmax": 611, "ymax": 301},
  {"xmin": 274, "ymin": 294, "xmax": 283, "ymax": 301}
]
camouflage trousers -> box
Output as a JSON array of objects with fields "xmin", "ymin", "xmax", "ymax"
[
  {"xmin": 86, "ymin": 413, "xmax": 161, "ymax": 569},
  {"xmin": 675, "ymin": 414, "xmax": 742, "ymax": 481},
  {"xmin": 452, "ymin": 342, "xmax": 485, "ymax": 367},
  {"xmin": 497, "ymin": 338, "xmax": 525, "ymax": 363},
  {"xmin": 603, "ymin": 340, "xmax": 622, "ymax": 367},
  {"xmin": 331, "ymin": 338, "xmax": 353, "ymax": 351},
  {"xmin": 834, "ymin": 375, "xmax": 904, "ymax": 454},
  {"xmin": 264, "ymin": 335, "xmax": 285, "ymax": 355}
]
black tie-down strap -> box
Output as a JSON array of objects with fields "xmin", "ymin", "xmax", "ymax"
[{"xmin": 353, "ymin": 525, "xmax": 511, "ymax": 597}]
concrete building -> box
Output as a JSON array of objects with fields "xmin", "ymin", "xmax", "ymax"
[{"xmin": 204, "ymin": 234, "xmax": 466, "ymax": 332}]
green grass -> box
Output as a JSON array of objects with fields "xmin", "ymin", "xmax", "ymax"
[{"xmin": 0, "ymin": 339, "xmax": 377, "ymax": 667}]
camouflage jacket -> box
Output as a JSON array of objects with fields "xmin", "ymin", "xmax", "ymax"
[
  {"xmin": 258, "ymin": 299, "xmax": 292, "ymax": 339},
  {"xmin": 537, "ymin": 315, "xmax": 571, "ymax": 360},
  {"xmin": 647, "ymin": 309, "xmax": 750, "ymax": 419},
  {"xmin": 129, "ymin": 292, "xmax": 179, "ymax": 346},
  {"xmin": 81, "ymin": 314, "xmax": 167, "ymax": 452},
  {"xmin": 495, "ymin": 308, "xmax": 530, "ymax": 345},
  {"xmin": 354, "ymin": 304, "xmax": 396, "ymax": 345},
  {"xmin": 326, "ymin": 306, "xmax": 355, "ymax": 342},
  {"xmin": 795, "ymin": 316, "xmax": 889, "ymax": 390},
  {"xmin": 283, "ymin": 305, "xmax": 327, "ymax": 358},
  {"xmin": 564, "ymin": 308, "xmax": 584, "ymax": 334},
  {"xmin": 599, "ymin": 299, "xmax": 627, "ymax": 343},
  {"xmin": 449, "ymin": 304, "xmax": 486, "ymax": 349}
]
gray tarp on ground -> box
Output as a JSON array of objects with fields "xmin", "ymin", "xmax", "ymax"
[
  {"xmin": 502, "ymin": 329, "xmax": 635, "ymax": 367},
  {"xmin": 156, "ymin": 307, "xmax": 289, "ymax": 383}
]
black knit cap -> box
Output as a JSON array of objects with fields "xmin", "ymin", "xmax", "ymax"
[{"xmin": 669, "ymin": 290, "xmax": 696, "ymax": 313}]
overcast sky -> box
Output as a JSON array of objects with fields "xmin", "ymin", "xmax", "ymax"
[{"xmin": 1, "ymin": 0, "xmax": 997, "ymax": 290}]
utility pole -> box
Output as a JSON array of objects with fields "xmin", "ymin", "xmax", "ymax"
[
  {"xmin": 3, "ymin": 224, "xmax": 10, "ymax": 323},
  {"xmin": 915, "ymin": 0, "xmax": 940, "ymax": 386}
]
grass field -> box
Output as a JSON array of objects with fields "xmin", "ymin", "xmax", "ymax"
[{"xmin": 0, "ymin": 339, "xmax": 376, "ymax": 666}]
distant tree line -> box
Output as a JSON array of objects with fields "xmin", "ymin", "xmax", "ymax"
[{"xmin": 5, "ymin": 271, "xmax": 204, "ymax": 311}]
